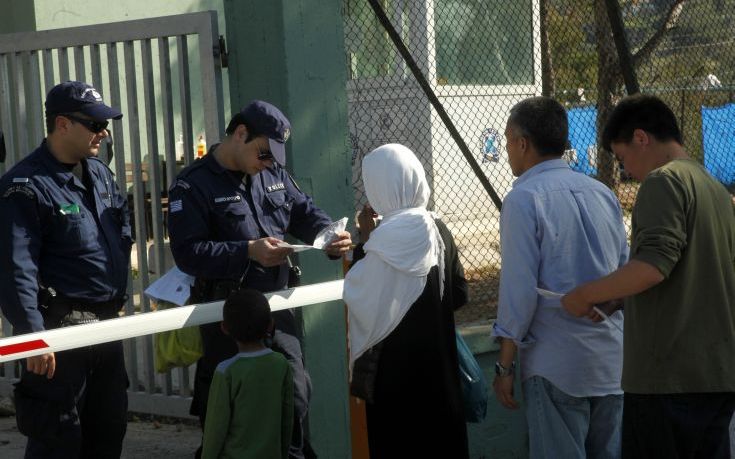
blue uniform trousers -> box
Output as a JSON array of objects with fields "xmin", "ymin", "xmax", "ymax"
[{"xmin": 15, "ymin": 340, "xmax": 128, "ymax": 459}]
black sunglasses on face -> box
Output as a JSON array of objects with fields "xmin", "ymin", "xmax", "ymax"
[
  {"xmin": 63, "ymin": 114, "xmax": 109, "ymax": 134},
  {"xmin": 257, "ymin": 146, "xmax": 274, "ymax": 162}
]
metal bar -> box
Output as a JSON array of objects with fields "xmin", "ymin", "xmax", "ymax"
[
  {"xmin": 198, "ymin": 11, "xmax": 224, "ymax": 145},
  {"xmin": 367, "ymin": 0, "xmax": 503, "ymax": 211},
  {"xmin": 58, "ymin": 47, "xmax": 70, "ymax": 82},
  {"xmin": 157, "ymin": 35, "xmax": 177, "ymax": 397},
  {"xmin": 0, "ymin": 54, "xmax": 14, "ymax": 173},
  {"xmin": 9, "ymin": 52, "xmax": 28, "ymax": 164},
  {"xmin": 90, "ymin": 44, "xmax": 108, "ymax": 163},
  {"xmin": 124, "ymin": 39, "xmax": 154, "ymax": 393},
  {"xmin": 177, "ymin": 36, "xmax": 194, "ymax": 166},
  {"xmin": 140, "ymin": 38, "xmax": 162, "ymax": 395},
  {"xmin": 158, "ymin": 37, "xmax": 177, "ymax": 187},
  {"xmin": 0, "ymin": 12, "xmax": 217, "ymax": 53},
  {"xmin": 107, "ymin": 43, "xmax": 127, "ymax": 215},
  {"xmin": 73, "ymin": 45, "xmax": 86, "ymax": 81},
  {"xmin": 42, "ymin": 49, "xmax": 55, "ymax": 93},
  {"xmin": 90, "ymin": 44, "xmax": 103, "ymax": 92},
  {"xmin": 604, "ymin": 0, "xmax": 640, "ymax": 95},
  {"xmin": 25, "ymin": 51, "xmax": 44, "ymax": 144}
]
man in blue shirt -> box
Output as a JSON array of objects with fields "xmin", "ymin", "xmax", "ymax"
[
  {"xmin": 168, "ymin": 100, "xmax": 351, "ymax": 459},
  {"xmin": 0, "ymin": 81, "xmax": 132, "ymax": 458},
  {"xmin": 492, "ymin": 97, "xmax": 628, "ymax": 459}
]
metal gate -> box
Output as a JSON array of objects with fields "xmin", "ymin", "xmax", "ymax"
[{"xmin": 0, "ymin": 11, "xmax": 225, "ymax": 418}]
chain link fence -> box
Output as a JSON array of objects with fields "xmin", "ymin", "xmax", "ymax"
[{"xmin": 342, "ymin": 0, "xmax": 735, "ymax": 325}]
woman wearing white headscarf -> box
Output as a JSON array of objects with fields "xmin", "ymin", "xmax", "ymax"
[{"xmin": 344, "ymin": 144, "xmax": 469, "ymax": 458}]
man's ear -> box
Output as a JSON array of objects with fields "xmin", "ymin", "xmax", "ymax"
[
  {"xmin": 220, "ymin": 321, "xmax": 229, "ymax": 336},
  {"xmin": 236, "ymin": 124, "xmax": 249, "ymax": 143},
  {"xmin": 632, "ymin": 128, "xmax": 649, "ymax": 146}
]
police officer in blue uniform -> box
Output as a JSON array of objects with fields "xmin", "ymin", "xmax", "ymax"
[
  {"xmin": 168, "ymin": 101, "xmax": 351, "ymax": 459},
  {"xmin": 0, "ymin": 81, "xmax": 132, "ymax": 459}
]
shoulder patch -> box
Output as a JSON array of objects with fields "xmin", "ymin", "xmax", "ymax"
[
  {"xmin": 12, "ymin": 177, "xmax": 29, "ymax": 183},
  {"xmin": 2, "ymin": 184, "xmax": 36, "ymax": 200},
  {"xmin": 169, "ymin": 199, "xmax": 183, "ymax": 213},
  {"xmin": 171, "ymin": 179, "xmax": 191, "ymax": 191}
]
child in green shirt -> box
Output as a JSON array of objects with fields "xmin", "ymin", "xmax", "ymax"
[{"xmin": 202, "ymin": 288, "xmax": 294, "ymax": 459}]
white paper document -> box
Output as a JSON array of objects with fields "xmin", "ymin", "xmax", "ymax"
[
  {"xmin": 276, "ymin": 217, "xmax": 349, "ymax": 252},
  {"xmin": 144, "ymin": 267, "xmax": 196, "ymax": 307},
  {"xmin": 535, "ymin": 287, "xmax": 622, "ymax": 334}
]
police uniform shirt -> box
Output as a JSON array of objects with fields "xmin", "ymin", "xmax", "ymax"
[
  {"xmin": 0, "ymin": 140, "xmax": 132, "ymax": 334},
  {"xmin": 168, "ymin": 150, "xmax": 333, "ymax": 292}
]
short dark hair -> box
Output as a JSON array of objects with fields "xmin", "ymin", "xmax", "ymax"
[
  {"xmin": 225, "ymin": 113, "xmax": 258, "ymax": 143},
  {"xmin": 507, "ymin": 96, "xmax": 568, "ymax": 157},
  {"xmin": 45, "ymin": 113, "xmax": 59, "ymax": 134},
  {"xmin": 601, "ymin": 94, "xmax": 682, "ymax": 151},
  {"xmin": 222, "ymin": 288, "xmax": 272, "ymax": 343}
]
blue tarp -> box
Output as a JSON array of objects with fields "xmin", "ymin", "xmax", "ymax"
[
  {"xmin": 567, "ymin": 106, "xmax": 597, "ymax": 176},
  {"xmin": 702, "ymin": 104, "xmax": 735, "ymax": 187}
]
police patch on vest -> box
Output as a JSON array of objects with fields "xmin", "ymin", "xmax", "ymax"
[
  {"xmin": 266, "ymin": 183, "xmax": 285, "ymax": 193},
  {"xmin": 214, "ymin": 195, "xmax": 242, "ymax": 203},
  {"xmin": 170, "ymin": 199, "xmax": 183, "ymax": 213},
  {"xmin": 2, "ymin": 185, "xmax": 35, "ymax": 200}
]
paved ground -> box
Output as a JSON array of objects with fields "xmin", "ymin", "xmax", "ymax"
[{"xmin": 0, "ymin": 415, "xmax": 201, "ymax": 459}]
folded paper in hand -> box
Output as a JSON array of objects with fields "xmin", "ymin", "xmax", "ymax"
[{"xmin": 276, "ymin": 217, "xmax": 348, "ymax": 252}]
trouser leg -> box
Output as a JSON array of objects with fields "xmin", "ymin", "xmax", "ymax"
[
  {"xmin": 623, "ymin": 392, "xmax": 735, "ymax": 459},
  {"xmin": 79, "ymin": 341, "xmax": 128, "ymax": 459},
  {"xmin": 272, "ymin": 330, "xmax": 313, "ymax": 459},
  {"xmin": 586, "ymin": 393, "xmax": 623, "ymax": 459},
  {"xmin": 522, "ymin": 376, "xmax": 589, "ymax": 459},
  {"xmin": 18, "ymin": 348, "xmax": 86, "ymax": 459}
]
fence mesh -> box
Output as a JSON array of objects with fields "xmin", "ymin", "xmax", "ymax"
[{"xmin": 343, "ymin": 0, "xmax": 735, "ymax": 325}]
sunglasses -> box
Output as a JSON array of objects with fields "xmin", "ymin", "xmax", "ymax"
[
  {"xmin": 63, "ymin": 114, "xmax": 109, "ymax": 134},
  {"xmin": 257, "ymin": 146, "xmax": 275, "ymax": 162}
]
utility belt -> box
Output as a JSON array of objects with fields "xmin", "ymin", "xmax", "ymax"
[{"xmin": 38, "ymin": 286, "xmax": 127, "ymax": 329}]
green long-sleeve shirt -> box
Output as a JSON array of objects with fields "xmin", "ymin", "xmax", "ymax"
[
  {"xmin": 202, "ymin": 349, "xmax": 294, "ymax": 459},
  {"xmin": 624, "ymin": 159, "xmax": 735, "ymax": 394}
]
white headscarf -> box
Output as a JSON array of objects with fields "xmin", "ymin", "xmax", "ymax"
[{"xmin": 343, "ymin": 144, "xmax": 445, "ymax": 371}]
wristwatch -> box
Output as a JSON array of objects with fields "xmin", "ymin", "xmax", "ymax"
[{"xmin": 495, "ymin": 361, "xmax": 515, "ymax": 377}]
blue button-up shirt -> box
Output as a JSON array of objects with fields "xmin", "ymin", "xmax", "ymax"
[
  {"xmin": 0, "ymin": 141, "xmax": 132, "ymax": 333},
  {"xmin": 493, "ymin": 159, "xmax": 628, "ymax": 397}
]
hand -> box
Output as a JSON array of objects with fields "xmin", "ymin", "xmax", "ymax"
[
  {"xmin": 26, "ymin": 353, "xmax": 56, "ymax": 379},
  {"xmin": 248, "ymin": 237, "xmax": 293, "ymax": 267},
  {"xmin": 493, "ymin": 375, "xmax": 519, "ymax": 410},
  {"xmin": 356, "ymin": 204, "xmax": 378, "ymax": 243},
  {"xmin": 588, "ymin": 299, "xmax": 624, "ymax": 322},
  {"xmin": 561, "ymin": 287, "xmax": 594, "ymax": 318},
  {"xmin": 325, "ymin": 231, "xmax": 352, "ymax": 257}
]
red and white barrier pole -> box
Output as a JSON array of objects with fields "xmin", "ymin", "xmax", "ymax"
[{"xmin": 0, "ymin": 280, "xmax": 344, "ymax": 363}]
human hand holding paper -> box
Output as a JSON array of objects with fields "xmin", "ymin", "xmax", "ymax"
[
  {"xmin": 536, "ymin": 287, "xmax": 622, "ymax": 333},
  {"xmin": 276, "ymin": 217, "xmax": 350, "ymax": 254}
]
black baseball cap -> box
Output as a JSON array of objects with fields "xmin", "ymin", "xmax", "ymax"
[
  {"xmin": 45, "ymin": 81, "xmax": 123, "ymax": 121},
  {"xmin": 238, "ymin": 100, "xmax": 291, "ymax": 165}
]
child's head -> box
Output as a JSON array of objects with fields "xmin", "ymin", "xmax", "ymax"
[{"xmin": 222, "ymin": 288, "xmax": 272, "ymax": 344}]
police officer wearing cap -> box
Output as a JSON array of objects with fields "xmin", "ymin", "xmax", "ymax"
[
  {"xmin": 0, "ymin": 81, "xmax": 132, "ymax": 458},
  {"xmin": 168, "ymin": 100, "xmax": 351, "ymax": 459}
]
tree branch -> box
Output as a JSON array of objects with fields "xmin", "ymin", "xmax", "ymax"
[{"xmin": 632, "ymin": 0, "xmax": 686, "ymax": 66}]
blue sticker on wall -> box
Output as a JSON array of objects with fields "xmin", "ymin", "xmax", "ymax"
[{"xmin": 480, "ymin": 128, "xmax": 500, "ymax": 163}]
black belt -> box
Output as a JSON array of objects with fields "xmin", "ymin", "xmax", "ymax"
[{"xmin": 41, "ymin": 295, "xmax": 127, "ymax": 328}]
